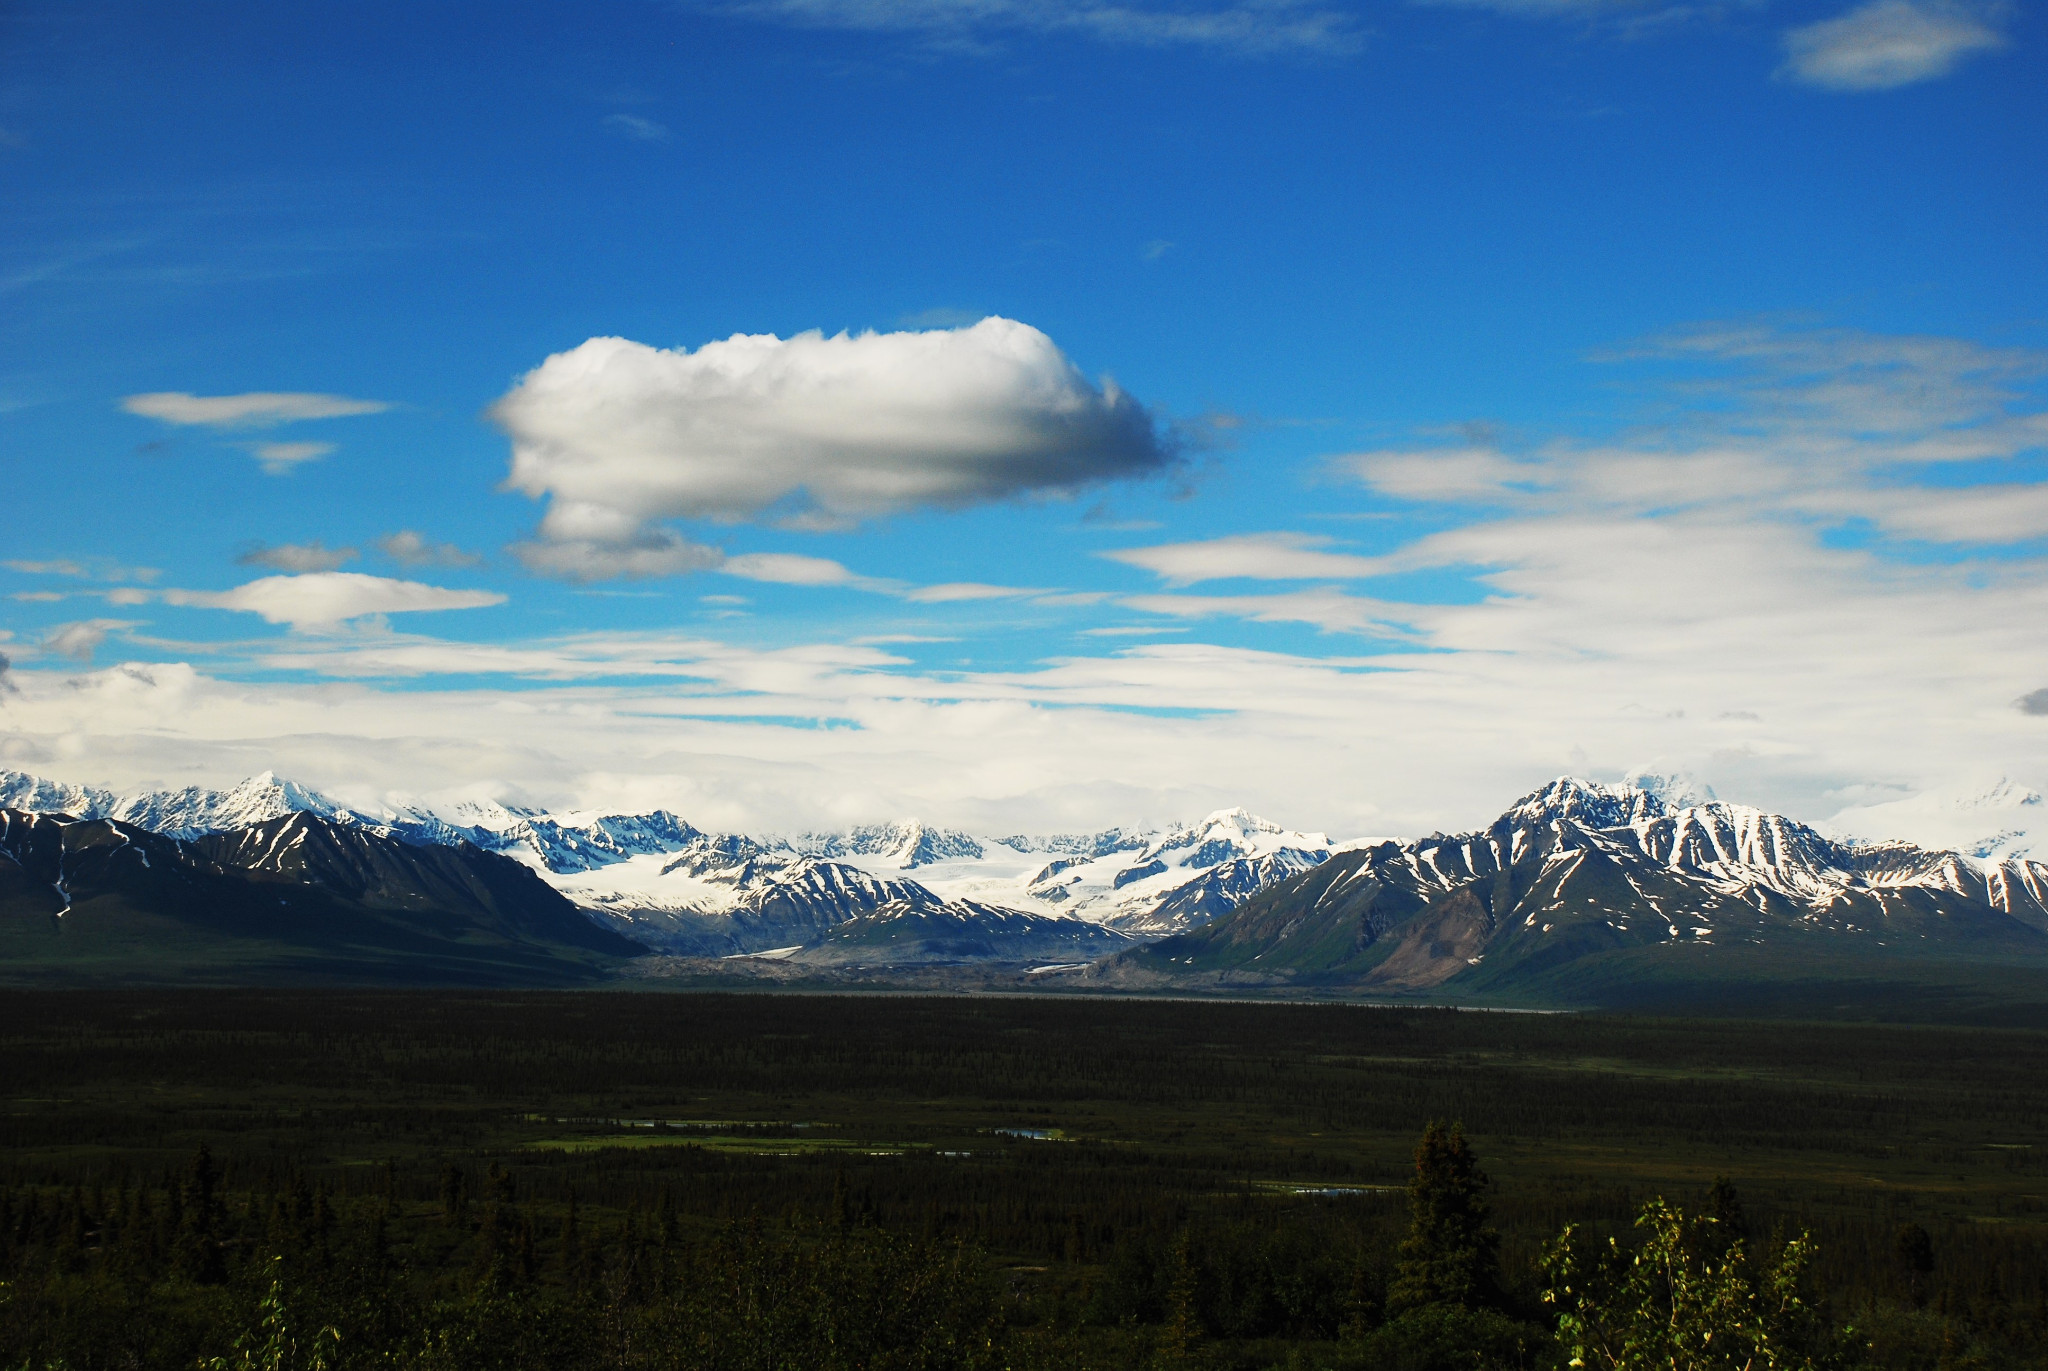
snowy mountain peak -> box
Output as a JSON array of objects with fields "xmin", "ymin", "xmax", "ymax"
[
  {"xmin": 1623, "ymin": 770, "xmax": 1719, "ymax": 810},
  {"xmin": 1505, "ymin": 776, "xmax": 1673, "ymax": 829},
  {"xmin": 1194, "ymin": 806, "xmax": 1284, "ymax": 838},
  {"xmin": 0, "ymin": 770, "xmax": 110, "ymax": 820},
  {"xmin": 794, "ymin": 819, "xmax": 986, "ymax": 868}
]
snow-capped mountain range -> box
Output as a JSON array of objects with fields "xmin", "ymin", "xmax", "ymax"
[
  {"xmin": 1095, "ymin": 776, "xmax": 2048, "ymax": 996},
  {"xmin": 0, "ymin": 769, "xmax": 1334, "ymax": 958},
  {"xmin": 6, "ymin": 768, "xmax": 2047, "ymax": 976}
]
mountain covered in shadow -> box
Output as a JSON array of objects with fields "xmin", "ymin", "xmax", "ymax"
[{"xmin": 0, "ymin": 808, "xmax": 643, "ymax": 985}]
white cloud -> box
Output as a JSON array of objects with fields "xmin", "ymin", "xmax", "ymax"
[
  {"xmin": 238, "ymin": 541, "xmax": 358, "ymax": 573},
  {"xmin": 1781, "ymin": 0, "xmax": 2006, "ymax": 90},
  {"xmin": 42, "ymin": 619, "xmax": 133, "ymax": 663},
  {"xmin": 717, "ymin": 0, "xmax": 1365, "ymax": 56},
  {"xmin": 492, "ymin": 317, "xmax": 1176, "ymax": 578},
  {"xmin": 250, "ymin": 441, "xmax": 335, "ymax": 474},
  {"xmin": 378, "ymin": 531, "xmax": 483, "ymax": 568},
  {"xmin": 162, "ymin": 573, "xmax": 507, "ymax": 630},
  {"xmin": 4, "ymin": 559, "xmax": 162, "ymax": 583},
  {"xmin": 6, "ymin": 559, "xmax": 88, "ymax": 578},
  {"xmin": 903, "ymin": 581, "xmax": 1040, "ymax": 602},
  {"xmin": 721, "ymin": 552, "xmax": 898, "ymax": 590},
  {"xmin": 121, "ymin": 391, "xmax": 388, "ymax": 427},
  {"xmin": 1328, "ymin": 447, "xmax": 1552, "ymax": 504},
  {"xmin": 1105, "ymin": 532, "xmax": 1391, "ymax": 586},
  {"xmin": 1122, "ymin": 587, "xmax": 1419, "ymax": 636},
  {"xmin": 510, "ymin": 527, "xmax": 725, "ymax": 582}
]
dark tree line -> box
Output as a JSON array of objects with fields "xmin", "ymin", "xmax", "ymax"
[
  {"xmin": 4, "ymin": 991, "xmax": 2047, "ymax": 1368},
  {"xmin": 5, "ymin": 1123, "xmax": 2044, "ymax": 1368}
]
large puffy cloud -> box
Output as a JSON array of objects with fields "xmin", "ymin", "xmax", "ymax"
[
  {"xmin": 163, "ymin": 573, "xmax": 506, "ymax": 630},
  {"xmin": 121, "ymin": 391, "xmax": 387, "ymax": 427},
  {"xmin": 493, "ymin": 317, "xmax": 1176, "ymax": 578},
  {"xmin": 1780, "ymin": 0, "xmax": 2006, "ymax": 90}
]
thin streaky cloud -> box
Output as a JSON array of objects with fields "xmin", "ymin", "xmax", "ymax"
[
  {"xmin": 121, "ymin": 391, "xmax": 388, "ymax": 427},
  {"xmin": 3, "ymin": 558, "xmax": 162, "ymax": 583},
  {"xmin": 605, "ymin": 113, "xmax": 672, "ymax": 141},
  {"xmin": 903, "ymin": 582, "xmax": 1042, "ymax": 602},
  {"xmin": 1105, "ymin": 532, "xmax": 1391, "ymax": 586},
  {"xmin": 250, "ymin": 441, "xmax": 335, "ymax": 475},
  {"xmin": 713, "ymin": 0, "xmax": 1366, "ymax": 57}
]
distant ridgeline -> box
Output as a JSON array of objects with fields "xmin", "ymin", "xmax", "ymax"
[{"xmin": 4, "ymin": 768, "xmax": 2048, "ymax": 1005}]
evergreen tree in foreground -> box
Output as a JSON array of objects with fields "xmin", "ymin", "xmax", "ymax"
[{"xmin": 1386, "ymin": 1120, "xmax": 1503, "ymax": 1315}]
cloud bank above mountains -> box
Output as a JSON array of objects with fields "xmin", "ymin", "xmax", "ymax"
[{"xmin": 9, "ymin": 320, "xmax": 2048, "ymax": 847}]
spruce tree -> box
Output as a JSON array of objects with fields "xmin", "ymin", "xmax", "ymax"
[
  {"xmin": 175, "ymin": 1145, "xmax": 228, "ymax": 1284},
  {"xmin": 1386, "ymin": 1121, "xmax": 1502, "ymax": 1315}
]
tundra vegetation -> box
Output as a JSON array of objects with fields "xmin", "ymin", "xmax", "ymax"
[{"xmin": 0, "ymin": 991, "xmax": 2043, "ymax": 1368}]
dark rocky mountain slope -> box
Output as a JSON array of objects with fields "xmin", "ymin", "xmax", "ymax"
[{"xmin": 0, "ymin": 809, "xmax": 643, "ymax": 984}]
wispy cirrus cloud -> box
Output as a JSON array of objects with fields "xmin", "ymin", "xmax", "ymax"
[
  {"xmin": 604, "ymin": 113, "xmax": 672, "ymax": 141},
  {"xmin": 1780, "ymin": 0, "xmax": 2007, "ymax": 89},
  {"xmin": 710, "ymin": 0, "xmax": 1366, "ymax": 56}
]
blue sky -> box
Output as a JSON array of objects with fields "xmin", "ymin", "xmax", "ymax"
[{"xmin": 2, "ymin": 0, "xmax": 2044, "ymax": 840}]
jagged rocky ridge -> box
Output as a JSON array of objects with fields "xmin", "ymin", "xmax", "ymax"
[{"xmin": 1093, "ymin": 777, "xmax": 2048, "ymax": 994}]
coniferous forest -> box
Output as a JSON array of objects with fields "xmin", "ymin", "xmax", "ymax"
[{"xmin": 2, "ymin": 990, "xmax": 2045, "ymax": 1369}]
